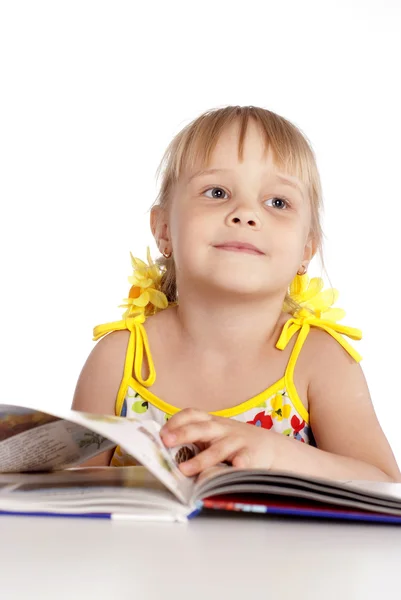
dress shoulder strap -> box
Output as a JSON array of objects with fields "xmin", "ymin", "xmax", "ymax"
[
  {"xmin": 277, "ymin": 275, "xmax": 363, "ymax": 422},
  {"xmin": 92, "ymin": 313, "xmax": 157, "ymax": 418},
  {"xmin": 93, "ymin": 313, "xmax": 156, "ymax": 388},
  {"xmin": 277, "ymin": 312, "xmax": 362, "ymax": 425},
  {"xmin": 92, "ymin": 246, "xmax": 170, "ymax": 389}
]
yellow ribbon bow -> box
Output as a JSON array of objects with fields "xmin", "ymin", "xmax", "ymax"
[
  {"xmin": 93, "ymin": 312, "xmax": 156, "ymax": 387},
  {"xmin": 277, "ymin": 274, "xmax": 362, "ymax": 362}
]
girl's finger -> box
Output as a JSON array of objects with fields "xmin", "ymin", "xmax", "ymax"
[
  {"xmin": 231, "ymin": 448, "xmax": 251, "ymax": 469},
  {"xmin": 232, "ymin": 446, "xmax": 274, "ymax": 470},
  {"xmin": 179, "ymin": 437, "xmax": 242, "ymax": 476},
  {"xmin": 161, "ymin": 408, "xmax": 211, "ymax": 433},
  {"xmin": 161, "ymin": 419, "xmax": 226, "ymax": 447}
]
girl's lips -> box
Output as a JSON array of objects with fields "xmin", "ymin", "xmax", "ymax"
[{"xmin": 214, "ymin": 242, "xmax": 264, "ymax": 255}]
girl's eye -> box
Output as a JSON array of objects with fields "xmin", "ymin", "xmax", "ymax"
[
  {"xmin": 265, "ymin": 197, "xmax": 289, "ymax": 210},
  {"xmin": 203, "ymin": 187, "xmax": 228, "ymax": 200}
]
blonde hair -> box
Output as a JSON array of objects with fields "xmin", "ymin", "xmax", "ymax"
[{"xmin": 153, "ymin": 105, "xmax": 324, "ymax": 312}]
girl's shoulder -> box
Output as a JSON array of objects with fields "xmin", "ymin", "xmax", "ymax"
[
  {"xmin": 299, "ymin": 325, "xmax": 359, "ymax": 376},
  {"xmin": 73, "ymin": 329, "xmax": 131, "ymax": 417},
  {"xmin": 89, "ymin": 329, "xmax": 131, "ymax": 377}
]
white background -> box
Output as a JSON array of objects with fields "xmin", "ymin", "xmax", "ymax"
[{"xmin": 1, "ymin": 1, "xmax": 400, "ymax": 461}]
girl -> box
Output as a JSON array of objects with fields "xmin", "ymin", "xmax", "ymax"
[{"xmin": 73, "ymin": 105, "xmax": 400, "ymax": 482}]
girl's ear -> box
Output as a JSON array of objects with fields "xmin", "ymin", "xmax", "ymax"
[
  {"xmin": 302, "ymin": 236, "xmax": 318, "ymax": 269},
  {"xmin": 150, "ymin": 207, "xmax": 171, "ymax": 254},
  {"xmin": 304, "ymin": 237, "xmax": 317, "ymax": 262}
]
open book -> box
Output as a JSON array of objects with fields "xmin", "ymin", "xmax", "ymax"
[{"xmin": 1, "ymin": 403, "xmax": 401, "ymax": 523}]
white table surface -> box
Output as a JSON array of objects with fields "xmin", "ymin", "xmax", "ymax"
[{"xmin": 1, "ymin": 512, "xmax": 400, "ymax": 600}]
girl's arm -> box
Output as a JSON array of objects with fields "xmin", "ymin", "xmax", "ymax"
[
  {"xmin": 72, "ymin": 330, "xmax": 130, "ymax": 467},
  {"xmin": 277, "ymin": 330, "xmax": 401, "ymax": 482}
]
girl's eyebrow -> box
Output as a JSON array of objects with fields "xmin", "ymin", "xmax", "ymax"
[
  {"xmin": 275, "ymin": 174, "xmax": 304, "ymax": 195},
  {"xmin": 187, "ymin": 168, "xmax": 304, "ymax": 195},
  {"xmin": 186, "ymin": 168, "xmax": 230, "ymax": 183}
]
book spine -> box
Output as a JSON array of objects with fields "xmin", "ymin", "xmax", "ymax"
[
  {"xmin": 0, "ymin": 511, "xmax": 185, "ymax": 522},
  {"xmin": 0, "ymin": 510, "xmax": 111, "ymax": 519},
  {"xmin": 200, "ymin": 500, "xmax": 401, "ymax": 524}
]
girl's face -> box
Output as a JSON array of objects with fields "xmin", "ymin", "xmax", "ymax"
[{"xmin": 154, "ymin": 121, "xmax": 315, "ymax": 300}]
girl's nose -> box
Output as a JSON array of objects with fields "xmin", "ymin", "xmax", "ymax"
[
  {"xmin": 227, "ymin": 206, "xmax": 261, "ymax": 229},
  {"xmin": 231, "ymin": 215, "xmax": 259, "ymax": 228}
]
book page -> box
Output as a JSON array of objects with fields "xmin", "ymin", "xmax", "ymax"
[
  {"xmin": 69, "ymin": 415, "xmax": 194, "ymax": 503},
  {"xmin": 0, "ymin": 405, "xmax": 116, "ymax": 469},
  {"xmin": 192, "ymin": 466, "xmax": 401, "ymax": 507},
  {"xmin": 0, "ymin": 466, "xmax": 192, "ymax": 521},
  {"xmin": 0, "ymin": 405, "xmax": 194, "ymax": 504}
]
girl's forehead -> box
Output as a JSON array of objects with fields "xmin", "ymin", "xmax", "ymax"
[
  {"xmin": 185, "ymin": 124, "xmax": 302, "ymax": 181},
  {"xmin": 205, "ymin": 121, "xmax": 269, "ymax": 164}
]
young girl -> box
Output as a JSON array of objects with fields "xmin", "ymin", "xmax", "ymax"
[{"xmin": 73, "ymin": 105, "xmax": 400, "ymax": 482}]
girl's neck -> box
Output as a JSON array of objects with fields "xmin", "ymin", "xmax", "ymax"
[{"xmin": 172, "ymin": 285, "xmax": 287, "ymax": 357}]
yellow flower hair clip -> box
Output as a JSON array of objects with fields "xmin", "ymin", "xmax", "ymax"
[
  {"xmin": 288, "ymin": 273, "xmax": 346, "ymax": 322},
  {"xmin": 119, "ymin": 248, "xmax": 168, "ymax": 318}
]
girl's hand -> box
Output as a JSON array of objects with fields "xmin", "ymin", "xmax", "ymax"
[{"xmin": 160, "ymin": 408, "xmax": 278, "ymax": 476}]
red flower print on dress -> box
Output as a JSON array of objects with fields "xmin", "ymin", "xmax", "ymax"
[
  {"xmin": 291, "ymin": 415, "xmax": 305, "ymax": 432},
  {"xmin": 291, "ymin": 415, "xmax": 306, "ymax": 442},
  {"xmin": 247, "ymin": 411, "xmax": 273, "ymax": 430}
]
